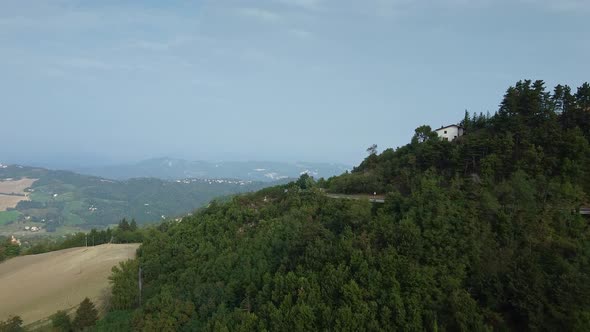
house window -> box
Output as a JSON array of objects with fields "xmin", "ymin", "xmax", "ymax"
[{"xmin": 444, "ymin": 130, "xmax": 447, "ymax": 134}]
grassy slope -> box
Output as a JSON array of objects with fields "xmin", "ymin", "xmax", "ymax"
[
  {"xmin": 0, "ymin": 243, "xmax": 139, "ymax": 325},
  {"xmin": 0, "ymin": 211, "xmax": 21, "ymax": 225}
]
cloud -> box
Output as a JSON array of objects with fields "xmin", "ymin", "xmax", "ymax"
[
  {"xmin": 367, "ymin": 0, "xmax": 494, "ymax": 14},
  {"xmin": 519, "ymin": 0, "xmax": 590, "ymax": 12},
  {"xmin": 374, "ymin": 0, "xmax": 590, "ymax": 12},
  {"xmin": 242, "ymin": 48, "xmax": 277, "ymax": 64},
  {"xmin": 0, "ymin": 16, "xmax": 39, "ymax": 28},
  {"xmin": 237, "ymin": 8, "xmax": 283, "ymax": 22},
  {"xmin": 289, "ymin": 28, "xmax": 313, "ymax": 39},
  {"xmin": 0, "ymin": 5, "xmax": 198, "ymax": 33},
  {"xmin": 131, "ymin": 36, "xmax": 195, "ymax": 52},
  {"xmin": 275, "ymin": 0, "xmax": 323, "ymax": 10},
  {"xmin": 55, "ymin": 57, "xmax": 148, "ymax": 72},
  {"xmin": 134, "ymin": 40, "xmax": 172, "ymax": 52},
  {"xmin": 58, "ymin": 57, "xmax": 115, "ymax": 70}
]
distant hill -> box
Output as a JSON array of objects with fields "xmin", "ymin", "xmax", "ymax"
[
  {"xmin": 75, "ymin": 158, "xmax": 351, "ymax": 182},
  {"xmin": 0, "ymin": 164, "xmax": 280, "ymax": 233}
]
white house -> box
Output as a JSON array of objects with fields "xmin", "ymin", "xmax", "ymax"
[
  {"xmin": 435, "ymin": 124, "xmax": 464, "ymax": 141},
  {"xmin": 10, "ymin": 235, "xmax": 21, "ymax": 246}
]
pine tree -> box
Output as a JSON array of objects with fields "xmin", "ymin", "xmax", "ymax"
[
  {"xmin": 72, "ymin": 298, "xmax": 98, "ymax": 331},
  {"xmin": 51, "ymin": 310, "xmax": 72, "ymax": 332},
  {"xmin": 119, "ymin": 218, "xmax": 130, "ymax": 231},
  {"xmin": 130, "ymin": 219, "xmax": 137, "ymax": 232},
  {"xmin": 0, "ymin": 316, "xmax": 23, "ymax": 332}
]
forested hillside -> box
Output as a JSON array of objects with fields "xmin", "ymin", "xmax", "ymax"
[{"xmin": 103, "ymin": 81, "xmax": 590, "ymax": 331}]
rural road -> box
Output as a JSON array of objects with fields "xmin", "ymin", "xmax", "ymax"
[{"xmin": 326, "ymin": 193, "xmax": 385, "ymax": 203}]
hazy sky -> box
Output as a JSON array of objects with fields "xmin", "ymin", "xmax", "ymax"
[{"xmin": 1, "ymin": 0, "xmax": 588, "ymax": 167}]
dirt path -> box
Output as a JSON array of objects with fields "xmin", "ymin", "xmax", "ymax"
[{"xmin": 0, "ymin": 243, "xmax": 139, "ymax": 325}]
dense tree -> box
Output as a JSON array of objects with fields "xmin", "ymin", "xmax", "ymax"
[
  {"xmin": 130, "ymin": 219, "xmax": 138, "ymax": 232},
  {"xmin": 131, "ymin": 287, "xmax": 195, "ymax": 331},
  {"xmin": 19, "ymin": 220, "xmax": 143, "ymax": 257},
  {"xmin": 0, "ymin": 237, "xmax": 20, "ymax": 263},
  {"xmin": 411, "ymin": 125, "xmax": 438, "ymax": 144},
  {"xmin": 109, "ymin": 259, "xmax": 140, "ymax": 310},
  {"xmin": 91, "ymin": 311, "xmax": 133, "ymax": 332},
  {"xmin": 119, "ymin": 218, "xmax": 130, "ymax": 232},
  {"xmin": 72, "ymin": 298, "xmax": 98, "ymax": 331},
  {"xmin": 0, "ymin": 316, "xmax": 23, "ymax": 332},
  {"xmin": 102, "ymin": 81, "xmax": 590, "ymax": 331},
  {"xmin": 51, "ymin": 310, "xmax": 72, "ymax": 332}
]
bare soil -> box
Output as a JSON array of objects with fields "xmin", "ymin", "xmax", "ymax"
[
  {"xmin": 0, "ymin": 195, "xmax": 27, "ymax": 212},
  {"xmin": 0, "ymin": 243, "xmax": 139, "ymax": 325},
  {"xmin": 0, "ymin": 178, "xmax": 37, "ymax": 211}
]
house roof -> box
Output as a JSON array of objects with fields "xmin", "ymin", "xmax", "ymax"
[{"xmin": 435, "ymin": 124, "xmax": 464, "ymax": 131}]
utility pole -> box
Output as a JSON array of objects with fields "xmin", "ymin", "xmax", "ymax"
[
  {"xmin": 138, "ymin": 266, "xmax": 143, "ymax": 307},
  {"xmin": 85, "ymin": 235, "xmax": 87, "ymax": 247}
]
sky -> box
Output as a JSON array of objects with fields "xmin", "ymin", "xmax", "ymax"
[{"xmin": 0, "ymin": 0, "xmax": 588, "ymax": 168}]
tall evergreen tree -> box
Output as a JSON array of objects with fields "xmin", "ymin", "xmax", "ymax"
[
  {"xmin": 118, "ymin": 218, "xmax": 130, "ymax": 232},
  {"xmin": 72, "ymin": 298, "xmax": 98, "ymax": 331},
  {"xmin": 129, "ymin": 219, "xmax": 137, "ymax": 232}
]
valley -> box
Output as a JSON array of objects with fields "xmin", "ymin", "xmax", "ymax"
[
  {"xmin": 75, "ymin": 158, "xmax": 350, "ymax": 182},
  {"xmin": 0, "ymin": 165, "xmax": 279, "ymax": 235}
]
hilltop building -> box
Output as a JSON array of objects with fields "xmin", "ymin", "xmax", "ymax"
[
  {"xmin": 435, "ymin": 124, "xmax": 464, "ymax": 141},
  {"xmin": 10, "ymin": 235, "xmax": 21, "ymax": 246}
]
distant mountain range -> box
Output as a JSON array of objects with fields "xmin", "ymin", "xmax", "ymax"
[{"xmin": 74, "ymin": 158, "xmax": 351, "ymax": 182}]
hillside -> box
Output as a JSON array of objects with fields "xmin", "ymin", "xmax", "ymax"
[
  {"xmin": 102, "ymin": 80, "xmax": 590, "ymax": 331},
  {"xmin": 0, "ymin": 165, "xmax": 278, "ymax": 234},
  {"xmin": 75, "ymin": 158, "xmax": 351, "ymax": 182},
  {"xmin": 0, "ymin": 243, "xmax": 139, "ymax": 325},
  {"xmin": 324, "ymin": 81, "xmax": 590, "ymax": 198}
]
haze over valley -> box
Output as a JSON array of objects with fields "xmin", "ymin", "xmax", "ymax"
[
  {"xmin": 1, "ymin": 0, "xmax": 588, "ymax": 331},
  {"xmin": 74, "ymin": 157, "xmax": 351, "ymax": 182}
]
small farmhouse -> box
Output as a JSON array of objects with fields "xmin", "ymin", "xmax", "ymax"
[
  {"xmin": 10, "ymin": 235, "xmax": 21, "ymax": 246},
  {"xmin": 435, "ymin": 124, "xmax": 464, "ymax": 141}
]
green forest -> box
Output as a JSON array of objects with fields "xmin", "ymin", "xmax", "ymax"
[{"xmin": 58, "ymin": 81, "xmax": 590, "ymax": 331}]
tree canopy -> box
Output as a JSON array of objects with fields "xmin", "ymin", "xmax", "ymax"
[
  {"xmin": 72, "ymin": 298, "xmax": 98, "ymax": 331},
  {"xmin": 103, "ymin": 80, "xmax": 590, "ymax": 331}
]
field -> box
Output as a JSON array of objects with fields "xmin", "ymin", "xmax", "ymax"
[
  {"xmin": 0, "ymin": 211, "xmax": 22, "ymax": 226},
  {"xmin": 0, "ymin": 178, "xmax": 37, "ymax": 211},
  {"xmin": 0, "ymin": 243, "xmax": 139, "ymax": 325},
  {"xmin": 0, "ymin": 177, "xmax": 37, "ymax": 194}
]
